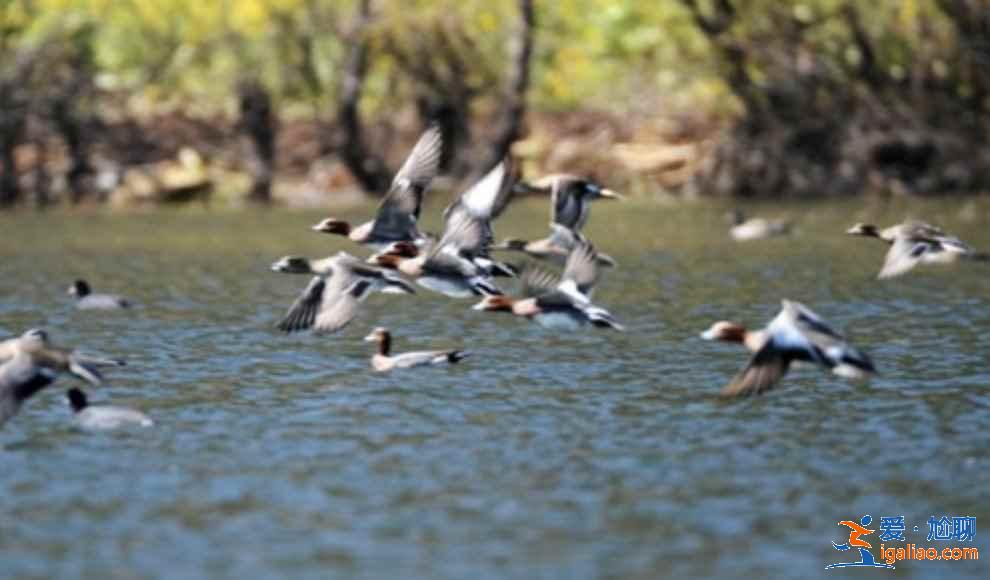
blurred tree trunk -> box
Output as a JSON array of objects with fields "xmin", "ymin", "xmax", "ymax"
[
  {"xmin": 51, "ymin": 96, "xmax": 93, "ymax": 204},
  {"xmin": 238, "ymin": 79, "xmax": 277, "ymax": 204},
  {"xmin": 0, "ymin": 53, "xmax": 35, "ymax": 207},
  {"xmin": 336, "ymin": 0, "xmax": 392, "ymax": 194},
  {"xmin": 31, "ymin": 122, "xmax": 51, "ymax": 209},
  {"xmin": 679, "ymin": 0, "xmax": 990, "ymax": 197},
  {"xmin": 482, "ymin": 0, "xmax": 535, "ymax": 174},
  {"xmin": 0, "ymin": 124, "xmax": 22, "ymax": 207},
  {"xmin": 936, "ymin": 0, "xmax": 990, "ymax": 109}
]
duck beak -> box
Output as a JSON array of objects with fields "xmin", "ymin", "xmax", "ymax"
[
  {"xmin": 599, "ymin": 188, "xmax": 623, "ymax": 200},
  {"xmin": 471, "ymin": 300, "xmax": 487, "ymax": 311},
  {"xmin": 363, "ymin": 333, "xmax": 377, "ymax": 342},
  {"xmin": 845, "ymin": 225, "xmax": 870, "ymax": 236},
  {"xmin": 699, "ymin": 329, "xmax": 717, "ymax": 341}
]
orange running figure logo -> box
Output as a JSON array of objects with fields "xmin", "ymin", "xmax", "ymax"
[{"xmin": 826, "ymin": 515, "xmax": 895, "ymax": 570}]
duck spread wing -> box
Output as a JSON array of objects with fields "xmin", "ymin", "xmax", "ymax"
[
  {"xmin": 311, "ymin": 279, "xmax": 376, "ymax": 334},
  {"xmin": 878, "ymin": 236, "xmax": 932, "ymax": 278},
  {"xmin": 547, "ymin": 223, "xmax": 582, "ymax": 251},
  {"xmin": 721, "ymin": 341, "xmax": 792, "ymax": 398},
  {"xmin": 435, "ymin": 212, "xmax": 488, "ymax": 257},
  {"xmin": 277, "ymin": 277, "xmax": 328, "ymax": 333},
  {"xmin": 370, "ymin": 193, "xmax": 420, "ymax": 242},
  {"xmin": 549, "ymin": 176, "xmax": 584, "ymax": 229},
  {"xmin": 391, "ymin": 125, "xmax": 443, "ymax": 200},
  {"xmin": 784, "ymin": 300, "xmax": 845, "ymax": 341},
  {"xmin": 370, "ymin": 127, "xmax": 443, "ymax": 240},
  {"xmin": 561, "ymin": 241, "xmax": 601, "ymax": 296},
  {"xmin": 520, "ymin": 267, "xmax": 560, "ymax": 298},
  {"xmin": 452, "ymin": 160, "xmax": 514, "ymax": 221},
  {"xmin": 1, "ymin": 354, "xmax": 56, "ymax": 397}
]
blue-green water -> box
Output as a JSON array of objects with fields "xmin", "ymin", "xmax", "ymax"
[{"xmin": 1, "ymin": 198, "xmax": 988, "ymax": 579}]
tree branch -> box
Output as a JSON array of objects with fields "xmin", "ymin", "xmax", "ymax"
[
  {"xmin": 336, "ymin": 0, "xmax": 391, "ymax": 193},
  {"xmin": 483, "ymin": 0, "xmax": 534, "ymax": 173}
]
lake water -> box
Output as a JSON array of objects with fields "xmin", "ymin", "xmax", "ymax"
[{"xmin": 1, "ymin": 197, "xmax": 988, "ymax": 579}]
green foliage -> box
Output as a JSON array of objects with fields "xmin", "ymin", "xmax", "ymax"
[{"xmin": 0, "ymin": 0, "xmax": 980, "ymax": 117}]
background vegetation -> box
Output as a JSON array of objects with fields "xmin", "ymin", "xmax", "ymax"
[{"xmin": 1, "ymin": 0, "xmax": 987, "ymax": 207}]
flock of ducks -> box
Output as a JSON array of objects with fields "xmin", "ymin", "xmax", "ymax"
[{"xmin": 2, "ymin": 126, "xmax": 987, "ymax": 431}]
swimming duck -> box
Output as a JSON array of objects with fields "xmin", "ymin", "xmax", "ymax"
[
  {"xmin": 700, "ymin": 300, "xmax": 876, "ymax": 398},
  {"xmin": 1, "ymin": 329, "xmax": 125, "ymax": 427},
  {"xmin": 492, "ymin": 223, "xmax": 617, "ymax": 268},
  {"xmin": 371, "ymin": 217, "xmax": 504, "ymax": 298},
  {"xmin": 66, "ymin": 388, "xmax": 153, "ymax": 429},
  {"xmin": 272, "ymin": 252, "xmax": 416, "ymax": 334},
  {"xmin": 68, "ymin": 279, "xmax": 131, "ymax": 310},
  {"xmin": 515, "ymin": 174, "xmax": 622, "ymax": 231},
  {"xmin": 727, "ymin": 210, "xmax": 791, "ymax": 241},
  {"xmin": 847, "ymin": 221, "xmax": 984, "ymax": 278},
  {"xmin": 472, "ymin": 241, "xmax": 623, "ymax": 330},
  {"xmin": 310, "ymin": 126, "xmax": 443, "ymax": 250},
  {"xmin": 363, "ymin": 327, "xmax": 468, "ymax": 372}
]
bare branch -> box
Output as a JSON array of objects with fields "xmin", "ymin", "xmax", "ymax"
[
  {"xmin": 483, "ymin": 0, "xmax": 535, "ymax": 173},
  {"xmin": 335, "ymin": 0, "xmax": 391, "ymax": 193}
]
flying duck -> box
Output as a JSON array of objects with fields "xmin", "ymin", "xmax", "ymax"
[
  {"xmin": 727, "ymin": 210, "xmax": 791, "ymax": 241},
  {"xmin": 492, "ymin": 223, "xmax": 617, "ymax": 268},
  {"xmin": 272, "ymin": 252, "xmax": 416, "ymax": 334},
  {"xmin": 310, "ymin": 126, "xmax": 443, "ymax": 250},
  {"xmin": 1, "ymin": 329, "xmax": 125, "ymax": 427},
  {"xmin": 515, "ymin": 174, "xmax": 622, "ymax": 231},
  {"xmin": 363, "ymin": 327, "xmax": 468, "ymax": 372},
  {"xmin": 439, "ymin": 159, "xmax": 518, "ymax": 277},
  {"xmin": 846, "ymin": 221, "xmax": 985, "ymax": 278},
  {"xmin": 66, "ymin": 388, "xmax": 152, "ymax": 429},
  {"xmin": 371, "ymin": 217, "xmax": 503, "ymax": 298},
  {"xmin": 701, "ymin": 300, "xmax": 876, "ymax": 398},
  {"xmin": 68, "ymin": 279, "xmax": 131, "ymax": 309},
  {"xmin": 473, "ymin": 241, "xmax": 623, "ymax": 330}
]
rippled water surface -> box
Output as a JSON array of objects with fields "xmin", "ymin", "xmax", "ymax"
[{"xmin": 1, "ymin": 198, "xmax": 989, "ymax": 579}]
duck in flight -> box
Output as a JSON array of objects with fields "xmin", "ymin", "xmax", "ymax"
[
  {"xmin": 473, "ymin": 241, "xmax": 623, "ymax": 330},
  {"xmin": 371, "ymin": 217, "xmax": 504, "ymax": 298},
  {"xmin": 1, "ymin": 329, "xmax": 125, "ymax": 428},
  {"xmin": 438, "ymin": 159, "xmax": 518, "ymax": 277},
  {"xmin": 515, "ymin": 174, "xmax": 622, "ymax": 231},
  {"xmin": 310, "ymin": 126, "xmax": 443, "ymax": 250},
  {"xmin": 272, "ymin": 252, "xmax": 416, "ymax": 334},
  {"xmin": 701, "ymin": 300, "xmax": 876, "ymax": 398},
  {"xmin": 846, "ymin": 221, "xmax": 985, "ymax": 279},
  {"xmin": 492, "ymin": 222, "xmax": 617, "ymax": 268}
]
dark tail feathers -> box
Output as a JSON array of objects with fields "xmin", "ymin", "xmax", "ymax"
[{"xmin": 447, "ymin": 350, "xmax": 469, "ymax": 364}]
